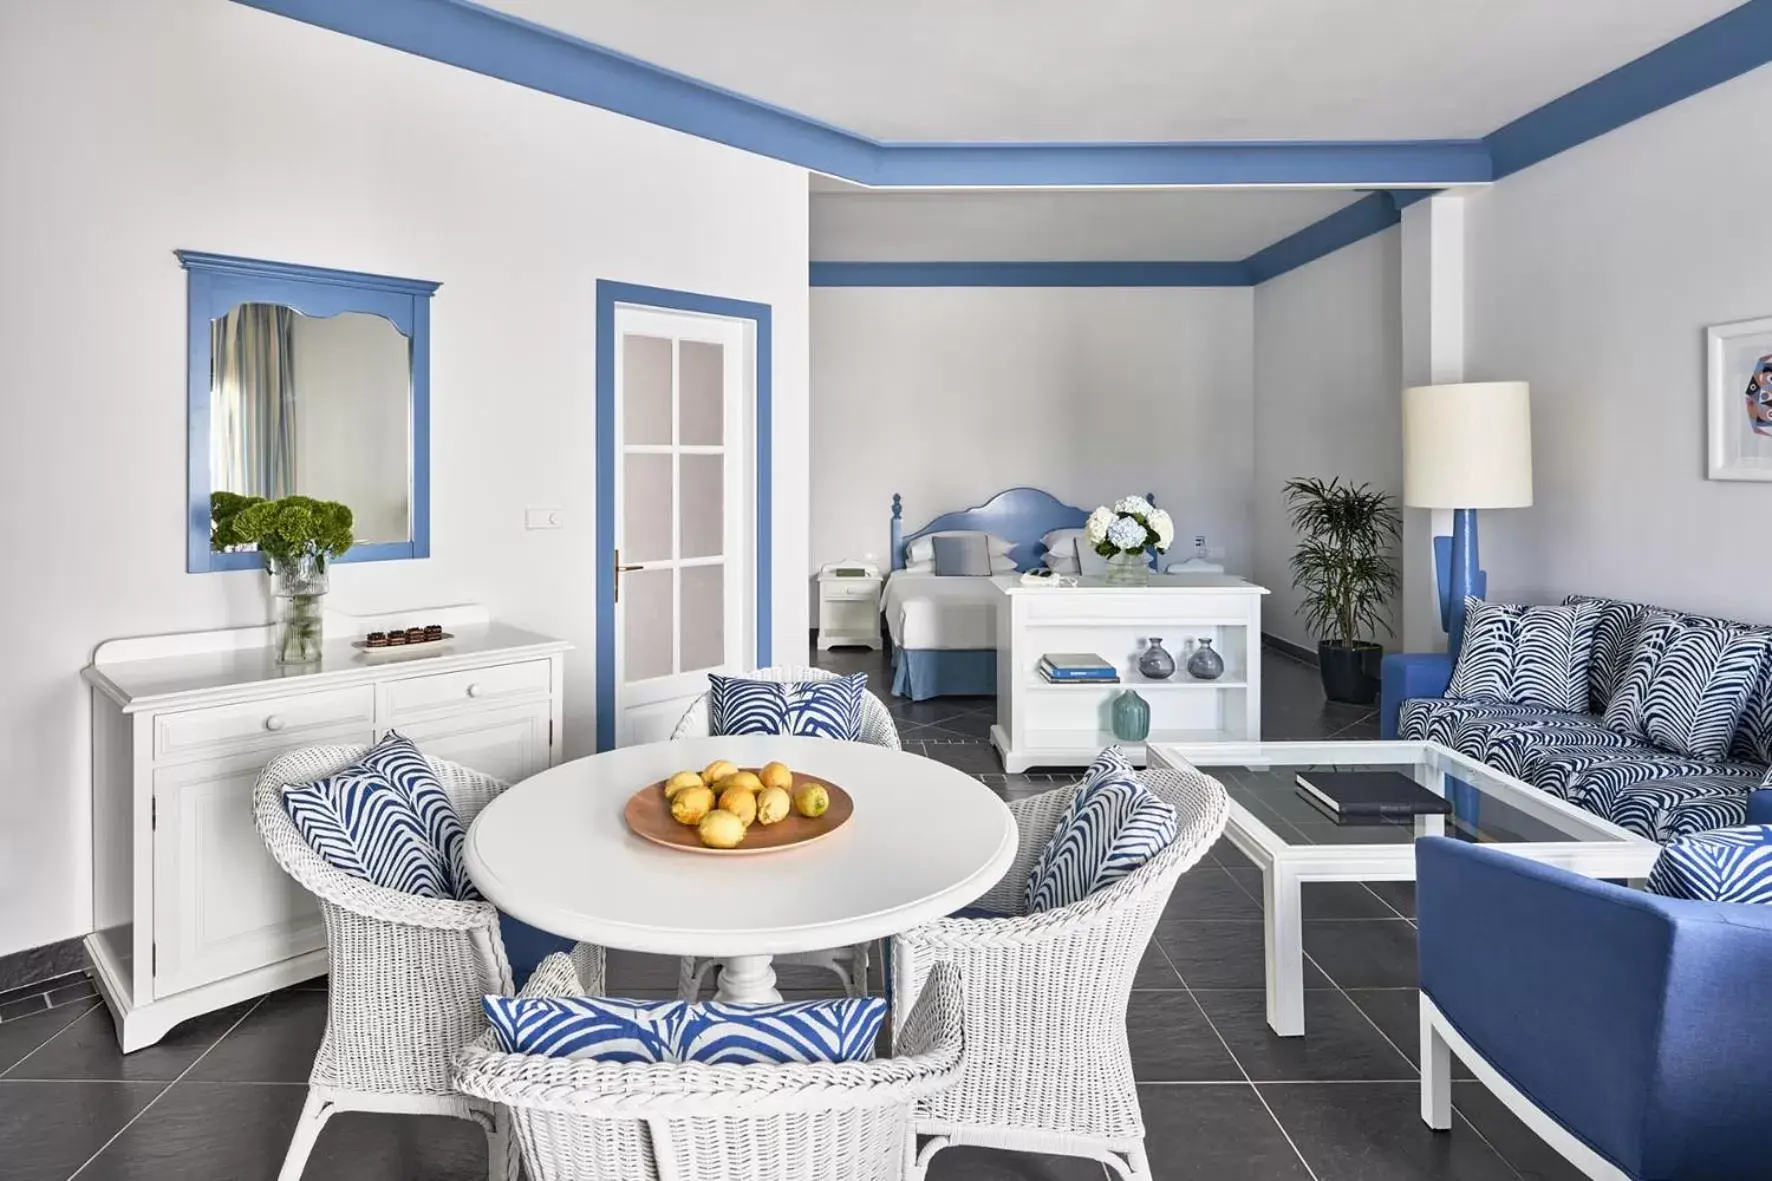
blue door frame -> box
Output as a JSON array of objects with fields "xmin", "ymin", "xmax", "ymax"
[{"xmin": 595, "ymin": 281, "xmax": 773, "ymax": 752}]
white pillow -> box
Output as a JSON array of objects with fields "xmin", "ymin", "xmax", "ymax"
[
  {"xmin": 990, "ymin": 555, "xmax": 1019, "ymax": 574},
  {"xmin": 906, "ymin": 531, "xmax": 1013, "ymax": 566},
  {"xmin": 1042, "ymin": 527, "xmax": 1086, "ymax": 551},
  {"xmin": 903, "ymin": 560, "xmax": 935, "ymax": 574},
  {"xmin": 1042, "ymin": 550, "xmax": 1079, "ymax": 574}
]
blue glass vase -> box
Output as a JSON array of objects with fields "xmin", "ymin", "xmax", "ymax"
[
  {"xmin": 1186, "ymin": 637, "xmax": 1225, "ymax": 681},
  {"xmin": 1137, "ymin": 638, "xmax": 1175, "ymax": 680},
  {"xmin": 1111, "ymin": 690, "xmax": 1151, "ymax": 742}
]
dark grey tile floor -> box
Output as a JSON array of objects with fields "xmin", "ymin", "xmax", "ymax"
[{"xmin": 0, "ymin": 647, "xmax": 1578, "ymax": 1180}]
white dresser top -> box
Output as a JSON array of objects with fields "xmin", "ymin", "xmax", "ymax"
[
  {"xmin": 997, "ymin": 573, "xmax": 1267, "ymax": 595},
  {"xmin": 84, "ymin": 605, "xmax": 569, "ymax": 712}
]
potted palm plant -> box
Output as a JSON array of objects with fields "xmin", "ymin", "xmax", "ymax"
[{"xmin": 1282, "ymin": 476, "xmax": 1401, "ymax": 704}]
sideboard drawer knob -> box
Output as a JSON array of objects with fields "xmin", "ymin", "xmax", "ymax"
[
  {"xmin": 264, "ymin": 715, "xmax": 286, "ymax": 732},
  {"xmin": 466, "ymin": 683, "xmax": 483, "ymax": 698}
]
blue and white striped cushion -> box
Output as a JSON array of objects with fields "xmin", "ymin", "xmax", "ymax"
[
  {"xmin": 1519, "ymin": 744, "xmax": 1738, "ymax": 804},
  {"xmin": 283, "ymin": 769, "xmax": 453, "ymax": 899},
  {"xmin": 1561, "ymin": 595, "xmax": 1653, "ymax": 713},
  {"xmin": 1589, "ymin": 774, "xmax": 1759, "ymax": 843},
  {"xmin": 1636, "ymin": 623, "xmax": 1772, "ymax": 761},
  {"xmin": 355, "ymin": 732, "xmax": 477, "ymax": 900},
  {"xmin": 1603, "ymin": 612, "xmax": 1683, "ymax": 739},
  {"xmin": 1023, "ymin": 747, "xmax": 1178, "ymax": 914},
  {"xmin": 1648, "ymin": 825, "xmax": 1772, "ymax": 903},
  {"xmin": 707, "ymin": 672, "xmax": 867, "ymax": 740},
  {"xmin": 482, "ymin": 994, "xmax": 887, "ymax": 1064},
  {"xmin": 1446, "ymin": 598, "xmax": 1600, "ymax": 713},
  {"xmin": 1399, "ymin": 698, "xmax": 1552, "ymax": 747}
]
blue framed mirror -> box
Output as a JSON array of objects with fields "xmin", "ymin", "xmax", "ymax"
[{"xmin": 178, "ymin": 251, "xmax": 440, "ymax": 572}]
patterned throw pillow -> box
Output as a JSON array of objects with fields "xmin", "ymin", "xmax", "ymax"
[
  {"xmin": 355, "ymin": 731, "xmax": 477, "ymax": 900},
  {"xmin": 1647, "ymin": 826, "xmax": 1772, "ymax": 904},
  {"xmin": 1561, "ymin": 595, "xmax": 1651, "ymax": 712},
  {"xmin": 1446, "ymin": 598, "xmax": 1601, "ymax": 713},
  {"xmin": 283, "ymin": 769, "xmax": 454, "ymax": 899},
  {"xmin": 1633, "ymin": 621, "xmax": 1772, "ymax": 760},
  {"xmin": 1023, "ymin": 747, "xmax": 1179, "ymax": 913},
  {"xmin": 708, "ymin": 672, "xmax": 867, "ymax": 740},
  {"xmin": 482, "ymin": 994, "xmax": 887, "ymax": 1064}
]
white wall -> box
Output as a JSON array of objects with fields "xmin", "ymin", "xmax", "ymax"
[
  {"xmin": 292, "ymin": 311, "xmax": 413, "ymax": 544},
  {"xmin": 0, "ymin": 0, "xmax": 810, "ymax": 959},
  {"xmin": 1463, "ymin": 62, "xmax": 1772, "ymax": 623},
  {"xmin": 809, "ymin": 286, "xmax": 1255, "ymax": 598},
  {"xmin": 1251, "ymin": 230, "xmax": 1405, "ymax": 650}
]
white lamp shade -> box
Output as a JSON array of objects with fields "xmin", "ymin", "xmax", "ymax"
[{"xmin": 1402, "ymin": 382, "xmax": 1534, "ymax": 509}]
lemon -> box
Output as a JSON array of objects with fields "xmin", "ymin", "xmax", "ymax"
[
  {"xmin": 723, "ymin": 770, "xmax": 763, "ymax": 794},
  {"xmin": 698, "ymin": 809, "xmax": 746, "ymax": 849},
  {"xmin": 756, "ymin": 785, "xmax": 791, "ymax": 826},
  {"xmin": 718, "ymin": 785, "xmax": 758, "ymax": 827},
  {"xmin": 794, "ymin": 782, "xmax": 830, "ymax": 819},
  {"xmin": 670, "ymin": 785, "xmax": 715, "ymax": 826},
  {"xmin": 701, "ymin": 759, "xmax": 739, "ymax": 785},
  {"xmin": 663, "ymin": 771, "xmax": 703, "ymax": 798},
  {"xmin": 759, "ymin": 761, "xmax": 793, "ymax": 792}
]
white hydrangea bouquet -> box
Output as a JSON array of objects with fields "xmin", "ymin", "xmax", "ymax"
[{"xmin": 1085, "ymin": 495, "xmax": 1174, "ymax": 583}]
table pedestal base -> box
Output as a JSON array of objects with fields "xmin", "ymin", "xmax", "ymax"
[{"xmin": 715, "ymin": 955, "xmax": 781, "ymax": 1004}]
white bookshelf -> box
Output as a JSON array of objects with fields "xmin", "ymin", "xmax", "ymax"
[{"xmin": 989, "ymin": 575, "xmax": 1268, "ymax": 773}]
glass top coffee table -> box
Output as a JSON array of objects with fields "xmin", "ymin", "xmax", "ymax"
[{"xmin": 1146, "ymin": 740, "xmax": 1661, "ymax": 1037}]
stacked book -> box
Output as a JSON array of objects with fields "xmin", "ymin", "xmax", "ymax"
[{"xmin": 1038, "ymin": 653, "xmax": 1119, "ymax": 684}]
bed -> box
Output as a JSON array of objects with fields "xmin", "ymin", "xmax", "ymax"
[{"xmin": 884, "ymin": 487, "xmax": 1090, "ymax": 700}]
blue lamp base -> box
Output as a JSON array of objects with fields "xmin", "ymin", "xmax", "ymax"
[{"xmin": 1433, "ymin": 508, "xmax": 1486, "ymax": 658}]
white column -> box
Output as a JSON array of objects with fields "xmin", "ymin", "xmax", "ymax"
[{"xmin": 1400, "ymin": 193, "xmax": 1468, "ymax": 654}]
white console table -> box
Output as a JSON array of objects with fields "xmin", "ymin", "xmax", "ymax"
[
  {"xmin": 989, "ymin": 575, "xmax": 1267, "ymax": 773},
  {"xmin": 81, "ymin": 604, "xmax": 569, "ymax": 1051}
]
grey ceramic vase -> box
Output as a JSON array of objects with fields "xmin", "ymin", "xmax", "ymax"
[
  {"xmin": 1186, "ymin": 637, "xmax": 1225, "ymax": 681},
  {"xmin": 1136, "ymin": 638, "xmax": 1176, "ymax": 680}
]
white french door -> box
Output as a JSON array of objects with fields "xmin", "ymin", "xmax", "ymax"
[{"xmin": 611, "ymin": 307, "xmax": 754, "ymax": 745}]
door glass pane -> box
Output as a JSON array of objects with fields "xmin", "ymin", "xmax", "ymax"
[
  {"xmin": 680, "ymin": 564, "xmax": 725, "ymax": 674},
  {"xmin": 679, "ymin": 453, "xmax": 724, "ymax": 559},
  {"xmin": 623, "ymin": 569, "xmax": 674, "ymax": 682},
  {"xmin": 623, "ymin": 335, "xmax": 673, "ymax": 445},
  {"xmin": 622, "ymin": 454, "xmax": 673, "ymax": 562},
  {"xmin": 679, "ymin": 340, "xmax": 724, "ymax": 445}
]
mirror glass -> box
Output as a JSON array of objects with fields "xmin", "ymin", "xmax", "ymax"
[{"xmin": 208, "ymin": 303, "xmax": 413, "ymax": 548}]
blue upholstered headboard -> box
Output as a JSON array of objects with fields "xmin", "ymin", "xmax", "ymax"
[{"xmin": 889, "ymin": 487, "xmax": 1094, "ymax": 572}]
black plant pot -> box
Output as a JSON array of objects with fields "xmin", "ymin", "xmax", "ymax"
[{"xmin": 1318, "ymin": 640, "xmax": 1383, "ymax": 705}]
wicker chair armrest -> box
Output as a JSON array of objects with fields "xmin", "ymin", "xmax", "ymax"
[
  {"xmin": 254, "ymin": 778, "xmax": 500, "ymax": 933},
  {"xmin": 452, "ymin": 964, "xmax": 963, "ymax": 1119}
]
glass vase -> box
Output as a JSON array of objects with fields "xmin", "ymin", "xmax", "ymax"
[
  {"xmin": 1103, "ymin": 551, "xmax": 1148, "ymax": 586},
  {"xmin": 1186, "ymin": 637, "xmax": 1224, "ymax": 681},
  {"xmin": 1136, "ymin": 637, "xmax": 1175, "ymax": 680},
  {"xmin": 268, "ymin": 552, "xmax": 329, "ymax": 665},
  {"xmin": 1111, "ymin": 690, "xmax": 1151, "ymax": 742}
]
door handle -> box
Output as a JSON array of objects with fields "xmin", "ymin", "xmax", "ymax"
[{"xmin": 614, "ymin": 550, "xmax": 643, "ymax": 602}]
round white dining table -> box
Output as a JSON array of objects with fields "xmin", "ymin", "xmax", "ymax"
[{"xmin": 464, "ymin": 735, "xmax": 1018, "ymax": 1004}]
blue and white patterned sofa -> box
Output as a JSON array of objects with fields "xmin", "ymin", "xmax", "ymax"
[{"xmin": 1380, "ymin": 594, "xmax": 1772, "ymax": 844}]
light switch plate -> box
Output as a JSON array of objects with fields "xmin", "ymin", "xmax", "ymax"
[{"xmin": 526, "ymin": 507, "xmax": 564, "ymax": 530}]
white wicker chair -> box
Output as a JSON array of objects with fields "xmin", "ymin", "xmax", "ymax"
[
  {"xmin": 451, "ymin": 953, "xmax": 966, "ymax": 1181},
  {"xmin": 670, "ymin": 665, "xmax": 901, "ymax": 1000},
  {"xmin": 254, "ymin": 745, "xmax": 608, "ymax": 1181},
  {"xmin": 889, "ymin": 768, "xmax": 1229, "ymax": 1181}
]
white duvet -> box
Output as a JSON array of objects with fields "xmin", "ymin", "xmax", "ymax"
[{"xmin": 882, "ymin": 570, "xmax": 1013, "ymax": 650}]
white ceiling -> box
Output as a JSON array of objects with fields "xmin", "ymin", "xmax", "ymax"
[
  {"xmin": 475, "ymin": 0, "xmax": 1736, "ymax": 142},
  {"xmin": 810, "ymin": 188, "xmax": 1365, "ymax": 262}
]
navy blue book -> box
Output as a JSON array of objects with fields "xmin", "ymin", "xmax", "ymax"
[{"xmin": 1295, "ymin": 771, "xmax": 1452, "ymax": 820}]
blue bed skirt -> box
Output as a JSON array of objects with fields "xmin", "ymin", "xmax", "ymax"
[{"xmin": 892, "ymin": 648, "xmax": 996, "ymax": 700}]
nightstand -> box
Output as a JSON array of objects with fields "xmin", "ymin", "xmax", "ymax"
[{"xmin": 818, "ymin": 566, "xmax": 883, "ymax": 650}]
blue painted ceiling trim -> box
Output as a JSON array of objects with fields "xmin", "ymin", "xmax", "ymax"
[
  {"xmin": 230, "ymin": 0, "xmax": 1489, "ymax": 187},
  {"xmin": 1485, "ymin": 0, "xmax": 1772, "ymax": 180},
  {"xmin": 810, "ymin": 261, "xmax": 1250, "ymax": 287},
  {"xmin": 1243, "ymin": 192, "xmax": 1401, "ymax": 284}
]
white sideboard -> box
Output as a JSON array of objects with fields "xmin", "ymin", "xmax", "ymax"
[
  {"xmin": 990, "ymin": 575, "xmax": 1268, "ymax": 773},
  {"xmin": 81, "ymin": 604, "xmax": 570, "ymax": 1052}
]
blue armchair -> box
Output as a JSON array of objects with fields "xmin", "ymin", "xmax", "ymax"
[{"xmin": 1416, "ymin": 836, "xmax": 1772, "ymax": 1180}]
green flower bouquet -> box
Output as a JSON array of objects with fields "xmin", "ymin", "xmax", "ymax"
[{"xmin": 211, "ymin": 494, "xmax": 356, "ymax": 664}]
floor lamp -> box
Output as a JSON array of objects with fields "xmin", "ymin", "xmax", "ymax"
[{"xmin": 1402, "ymin": 382, "xmax": 1534, "ymax": 657}]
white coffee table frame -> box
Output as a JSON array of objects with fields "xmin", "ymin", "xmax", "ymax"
[
  {"xmin": 465, "ymin": 735, "xmax": 1018, "ymax": 1004},
  {"xmin": 1147, "ymin": 739, "xmax": 1661, "ymax": 1037}
]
